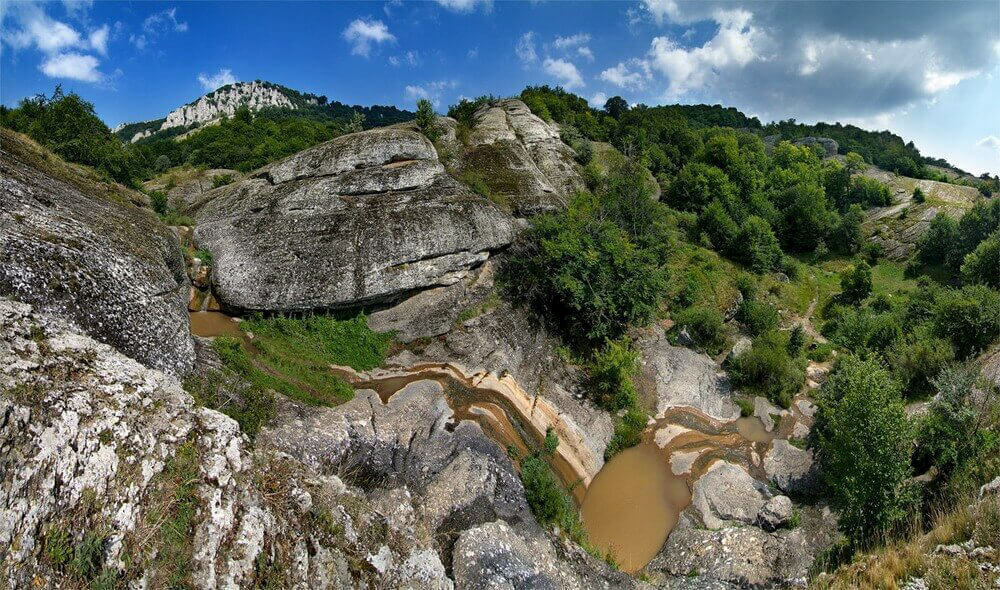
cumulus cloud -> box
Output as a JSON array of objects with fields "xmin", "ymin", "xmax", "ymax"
[
  {"xmin": 39, "ymin": 52, "xmax": 102, "ymax": 81},
  {"xmin": 404, "ymin": 80, "xmax": 458, "ymax": 107},
  {"xmin": 589, "ymin": 92, "xmax": 609, "ymax": 108},
  {"xmin": 543, "ymin": 57, "xmax": 584, "ymax": 89},
  {"xmin": 600, "ymin": 59, "xmax": 651, "ymax": 89},
  {"xmin": 977, "ymin": 136, "xmax": 1000, "ymax": 152},
  {"xmin": 516, "ymin": 31, "xmax": 537, "ymax": 64},
  {"xmin": 434, "ymin": 0, "xmax": 493, "ymax": 13},
  {"xmin": 342, "ymin": 18, "xmax": 395, "ymax": 57},
  {"xmin": 553, "ymin": 33, "xmax": 590, "ymax": 50},
  {"xmin": 1, "ymin": 2, "xmax": 110, "ymax": 83},
  {"xmin": 198, "ymin": 68, "xmax": 238, "ymax": 92},
  {"xmin": 577, "ymin": 46, "xmax": 594, "ymax": 61},
  {"xmin": 633, "ymin": 0, "xmax": 1000, "ymax": 122}
]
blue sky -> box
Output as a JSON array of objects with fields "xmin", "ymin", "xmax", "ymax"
[{"xmin": 2, "ymin": 0, "xmax": 998, "ymax": 175}]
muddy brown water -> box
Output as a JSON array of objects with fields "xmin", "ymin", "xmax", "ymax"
[
  {"xmin": 581, "ymin": 443, "xmax": 690, "ymax": 573},
  {"xmin": 189, "ymin": 311, "xmax": 244, "ymax": 338}
]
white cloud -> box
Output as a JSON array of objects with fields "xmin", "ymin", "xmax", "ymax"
[
  {"xmin": 553, "ymin": 33, "xmax": 590, "ymax": 50},
  {"xmin": 342, "ymin": 18, "xmax": 395, "ymax": 57},
  {"xmin": 88, "ymin": 24, "xmax": 109, "ymax": 55},
  {"xmin": 198, "ymin": 68, "xmax": 238, "ymax": 92},
  {"xmin": 589, "ymin": 92, "xmax": 608, "ymax": 108},
  {"xmin": 647, "ymin": 8, "xmax": 760, "ymax": 96},
  {"xmin": 577, "ymin": 46, "xmax": 594, "ymax": 61},
  {"xmin": 62, "ymin": 0, "xmax": 93, "ymax": 20},
  {"xmin": 143, "ymin": 7, "xmax": 187, "ymax": 34},
  {"xmin": 515, "ymin": 31, "xmax": 537, "ymax": 64},
  {"xmin": 129, "ymin": 34, "xmax": 147, "ymax": 50},
  {"xmin": 467, "ymin": 47, "xmax": 479, "ymax": 60},
  {"xmin": 4, "ymin": 4, "xmax": 82, "ymax": 53},
  {"xmin": 434, "ymin": 0, "xmax": 493, "ymax": 13},
  {"xmin": 404, "ymin": 80, "xmax": 458, "ymax": 107},
  {"xmin": 388, "ymin": 50, "xmax": 419, "ymax": 67},
  {"xmin": 543, "ymin": 57, "xmax": 584, "ymax": 89},
  {"xmin": 977, "ymin": 136, "xmax": 1000, "ymax": 152},
  {"xmin": 600, "ymin": 59, "xmax": 650, "ymax": 89},
  {"xmin": 39, "ymin": 52, "xmax": 101, "ymax": 81},
  {"xmin": 923, "ymin": 69, "xmax": 977, "ymax": 93}
]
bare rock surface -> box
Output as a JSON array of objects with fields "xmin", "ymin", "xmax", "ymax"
[
  {"xmin": 457, "ymin": 99, "xmax": 585, "ymax": 215},
  {"xmin": 637, "ymin": 328, "xmax": 740, "ymax": 421},
  {"xmin": 191, "ymin": 126, "xmax": 517, "ymax": 312},
  {"xmin": 691, "ymin": 462, "xmax": 768, "ymax": 529},
  {"xmin": 0, "ymin": 139, "xmax": 194, "ymax": 376},
  {"xmin": 764, "ymin": 440, "xmax": 819, "ymax": 496}
]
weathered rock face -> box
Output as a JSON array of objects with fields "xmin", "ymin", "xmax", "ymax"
[
  {"xmin": 637, "ymin": 328, "xmax": 740, "ymax": 421},
  {"xmin": 764, "ymin": 439, "xmax": 820, "ymax": 496},
  {"xmin": 455, "ymin": 99, "xmax": 585, "ymax": 215},
  {"xmin": 691, "ymin": 462, "xmax": 768, "ymax": 530},
  {"xmin": 192, "ymin": 127, "xmax": 518, "ymax": 312},
  {"xmin": 162, "ymin": 81, "xmax": 296, "ymax": 131},
  {"xmin": 143, "ymin": 167, "xmax": 241, "ymax": 209},
  {"xmin": 0, "ymin": 141, "xmax": 194, "ymax": 376}
]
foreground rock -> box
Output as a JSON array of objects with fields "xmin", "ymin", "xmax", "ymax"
[
  {"xmin": 192, "ymin": 127, "xmax": 518, "ymax": 312},
  {"xmin": 0, "ymin": 133, "xmax": 194, "ymax": 376}
]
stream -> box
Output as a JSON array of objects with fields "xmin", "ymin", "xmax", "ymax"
[{"xmin": 189, "ymin": 311, "xmax": 786, "ymax": 574}]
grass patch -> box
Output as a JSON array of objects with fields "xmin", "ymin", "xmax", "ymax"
[
  {"xmin": 215, "ymin": 314, "xmax": 391, "ymax": 407},
  {"xmin": 183, "ymin": 370, "xmax": 275, "ymax": 438},
  {"xmin": 147, "ymin": 441, "xmax": 200, "ymax": 589},
  {"xmin": 455, "ymin": 290, "xmax": 500, "ymax": 325}
]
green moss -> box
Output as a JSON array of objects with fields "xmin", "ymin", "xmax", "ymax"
[
  {"xmin": 462, "ymin": 142, "xmax": 534, "ymax": 199},
  {"xmin": 184, "ymin": 370, "xmax": 275, "ymax": 438},
  {"xmin": 148, "ymin": 441, "xmax": 200, "ymax": 589}
]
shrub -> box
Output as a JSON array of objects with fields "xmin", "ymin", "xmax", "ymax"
[
  {"xmin": 727, "ymin": 330, "xmax": 804, "ymax": 407},
  {"xmin": 807, "ymin": 342, "xmax": 835, "ymax": 362},
  {"xmin": 960, "ymin": 231, "xmax": 1000, "ymax": 289},
  {"xmin": 673, "ymin": 306, "xmax": 728, "ymax": 355},
  {"xmin": 887, "ymin": 332, "xmax": 954, "ymax": 399},
  {"xmin": 415, "ymin": 98, "xmax": 439, "ymax": 141},
  {"xmin": 150, "ymin": 190, "xmax": 168, "ymax": 215},
  {"xmin": 211, "ymin": 173, "xmax": 235, "ymax": 188},
  {"xmin": 815, "ymin": 355, "xmax": 914, "ymax": 546},
  {"xmin": 506, "ymin": 192, "xmax": 667, "ymax": 346},
  {"xmin": 932, "ymin": 284, "xmax": 1000, "ymax": 359},
  {"xmin": 737, "ymin": 299, "xmax": 779, "ymax": 336},
  {"xmin": 605, "ymin": 407, "xmax": 648, "ymax": 460},
  {"xmin": 587, "ymin": 338, "xmax": 639, "ymax": 412},
  {"xmin": 183, "ymin": 370, "xmax": 275, "ymax": 439},
  {"xmin": 154, "ymin": 154, "xmax": 171, "ymax": 173},
  {"xmin": 840, "ymin": 261, "xmax": 873, "ymax": 304},
  {"xmin": 912, "ymin": 186, "xmax": 925, "ymax": 203},
  {"xmin": 737, "ymin": 216, "xmax": 782, "ymax": 272},
  {"xmin": 520, "ymin": 454, "xmax": 572, "ymax": 524},
  {"xmin": 697, "ymin": 199, "xmax": 740, "ymax": 252},
  {"xmin": 918, "ymin": 213, "xmax": 960, "ymax": 265}
]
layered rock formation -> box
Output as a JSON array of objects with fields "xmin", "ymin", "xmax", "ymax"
[
  {"xmin": 444, "ymin": 99, "xmax": 586, "ymax": 215},
  {"xmin": 0, "ymin": 135, "xmax": 194, "ymax": 376},
  {"xmin": 192, "ymin": 127, "xmax": 518, "ymax": 312}
]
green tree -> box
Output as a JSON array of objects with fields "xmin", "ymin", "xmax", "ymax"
[
  {"xmin": 697, "ymin": 200, "xmax": 740, "ymax": 252},
  {"xmin": 603, "ymin": 96, "xmax": 629, "ymax": 119},
  {"xmin": 816, "ymin": 355, "xmax": 914, "ymax": 545},
  {"xmin": 415, "ymin": 98, "xmax": 438, "ymax": 140},
  {"xmin": 832, "ymin": 204, "xmax": 864, "ymax": 254},
  {"xmin": 933, "ymin": 284, "xmax": 1000, "ymax": 359},
  {"xmin": 737, "ymin": 216, "xmax": 782, "ymax": 272},
  {"xmin": 667, "ymin": 162, "xmax": 735, "ymax": 213},
  {"xmin": 154, "ymin": 154, "xmax": 171, "ymax": 173},
  {"xmin": 586, "ymin": 338, "xmax": 639, "ymax": 412},
  {"xmin": 840, "ymin": 261, "xmax": 873, "ymax": 304},
  {"xmin": 917, "ymin": 213, "xmax": 960, "ymax": 266},
  {"xmin": 960, "ymin": 231, "xmax": 1000, "ymax": 288},
  {"xmin": 844, "ymin": 151, "xmax": 866, "ymax": 174}
]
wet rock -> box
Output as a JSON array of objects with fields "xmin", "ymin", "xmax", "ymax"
[
  {"xmin": 758, "ymin": 495, "xmax": 794, "ymax": 531},
  {"xmin": 0, "ymin": 139, "xmax": 194, "ymax": 376},
  {"xmin": 637, "ymin": 328, "xmax": 740, "ymax": 421},
  {"xmin": 192, "ymin": 127, "xmax": 517, "ymax": 312},
  {"xmin": 691, "ymin": 462, "xmax": 768, "ymax": 529},
  {"xmin": 765, "ymin": 440, "xmax": 819, "ymax": 496}
]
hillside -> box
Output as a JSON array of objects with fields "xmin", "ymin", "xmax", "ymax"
[{"xmin": 113, "ymin": 80, "xmax": 414, "ymax": 144}]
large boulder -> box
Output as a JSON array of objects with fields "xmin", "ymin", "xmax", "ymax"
[
  {"xmin": 764, "ymin": 440, "xmax": 820, "ymax": 496},
  {"xmin": 691, "ymin": 462, "xmax": 768, "ymax": 529},
  {"xmin": 191, "ymin": 127, "xmax": 518, "ymax": 312},
  {"xmin": 455, "ymin": 99, "xmax": 585, "ymax": 215},
  {"xmin": 637, "ymin": 328, "xmax": 740, "ymax": 421},
  {"xmin": 0, "ymin": 133, "xmax": 194, "ymax": 376}
]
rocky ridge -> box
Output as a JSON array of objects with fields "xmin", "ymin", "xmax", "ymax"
[{"xmin": 0, "ymin": 134, "xmax": 194, "ymax": 376}]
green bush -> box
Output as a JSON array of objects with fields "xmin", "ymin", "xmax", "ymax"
[
  {"xmin": 506, "ymin": 192, "xmax": 667, "ymax": 347},
  {"xmin": 912, "ymin": 186, "xmax": 925, "ymax": 203},
  {"xmin": 815, "ymin": 355, "xmax": 914, "ymax": 546},
  {"xmin": 586, "ymin": 338, "xmax": 639, "ymax": 412},
  {"xmin": 960, "ymin": 231, "xmax": 1000, "ymax": 289},
  {"xmin": 183, "ymin": 370, "xmax": 275, "ymax": 439},
  {"xmin": 840, "ymin": 261, "xmax": 873, "ymax": 304},
  {"xmin": 736, "ymin": 216, "xmax": 782, "ymax": 272},
  {"xmin": 807, "ymin": 342, "xmax": 835, "ymax": 362},
  {"xmin": 736, "ymin": 299, "xmax": 779, "ymax": 336},
  {"xmin": 605, "ymin": 407, "xmax": 648, "ymax": 460},
  {"xmin": 211, "ymin": 173, "xmax": 235, "ymax": 188},
  {"xmin": 149, "ymin": 190, "xmax": 169, "ymax": 215},
  {"xmin": 887, "ymin": 332, "xmax": 954, "ymax": 399},
  {"xmin": 520, "ymin": 454, "xmax": 574, "ymax": 525},
  {"xmin": 727, "ymin": 330, "xmax": 804, "ymax": 408},
  {"xmin": 932, "ymin": 284, "xmax": 1000, "ymax": 359},
  {"xmin": 673, "ymin": 306, "xmax": 728, "ymax": 354}
]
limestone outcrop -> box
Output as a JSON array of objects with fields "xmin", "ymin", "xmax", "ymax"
[
  {"xmin": 0, "ymin": 136, "xmax": 194, "ymax": 376},
  {"xmin": 162, "ymin": 81, "xmax": 297, "ymax": 130},
  {"xmin": 449, "ymin": 99, "xmax": 585, "ymax": 215},
  {"xmin": 191, "ymin": 127, "xmax": 518, "ymax": 312}
]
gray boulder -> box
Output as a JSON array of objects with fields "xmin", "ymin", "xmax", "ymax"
[
  {"xmin": 0, "ymin": 136, "xmax": 193, "ymax": 376},
  {"xmin": 691, "ymin": 462, "xmax": 768, "ymax": 529},
  {"xmin": 192, "ymin": 127, "xmax": 517, "ymax": 312},
  {"xmin": 764, "ymin": 440, "xmax": 820, "ymax": 496},
  {"xmin": 758, "ymin": 495, "xmax": 794, "ymax": 531},
  {"xmin": 793, "ymin": 136, "xmax": 839, "ymax": 157},
  {"xmin": 637, "ymin": 328, "xmax": 740, "ymax": 420}
]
